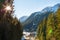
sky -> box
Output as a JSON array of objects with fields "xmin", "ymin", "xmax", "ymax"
[{"xmin": 14, "ymin": 0, "xmax": 60, "ymax": 19}]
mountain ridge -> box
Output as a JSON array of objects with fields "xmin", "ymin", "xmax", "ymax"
[{"xmin": 20, "ymin": 3, "xmax": 60, "ymax": 32}]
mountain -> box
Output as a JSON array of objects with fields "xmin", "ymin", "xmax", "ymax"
[
  {"xmin": 42, "ymin": 3, "xmax": 60, "ymax": 13},
  {"xmin": 20, "ymin": 16, "xmax": 28, "ymax": 23},
  {"xmin": 22, "ymin": 3, "xmax": 60, "ymax": 32}
]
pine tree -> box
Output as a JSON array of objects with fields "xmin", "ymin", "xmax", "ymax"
[
  {"xmin": 36, "ymin": 20, "xmax": 43, "ymax": 40},
  {"xmin": 36, "ymin": 13, "xmax": 55, "ymax": 40},
  {"xmin": 46, "ymin": 13, "xmax": 55, "ymax": 40},
  {"xmin": 53, "ymin": 7, "xmax": 60, "ymax": 40},
  {"xmin": 36, "ymin": 16, "xmax": 47, "ymax": 40},
  {"xmin": 36, "ymin": 7, "xmax": 60, "ymax": 40},
  {"xmin": 0, "ymin": 0, "xmax": 22, "ymax": 40},
  {"xmin": 55, "ymin": 8, "xmax": 60, "ymax": 29}
]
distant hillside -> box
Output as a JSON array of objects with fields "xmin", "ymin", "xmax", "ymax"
[
  {"xmin": 20, "ymin": 16, "xmax": 28, "ymax": 23},
  {"xmin": 20, "ymin": 3, "xmax": 60, "ymax": 32}
]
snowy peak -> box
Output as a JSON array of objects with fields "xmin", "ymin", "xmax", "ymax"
[
  {"xmin": 54, "ymin": 3, "xmax": 60, "ymax": 7},
  {"xmin": 20, "ymin": 16, "xmax": 28, "ymax": 23},
  {"xmin": 42, "ymin": 3, "xmax": 60, "ymax": 13},
  {"xmin": 42, "ymin": 7, "xmax": 52, "ymax": 12},
  {"xmin": 52, "ymin": 3, "xmax": 60, "ymax": 12}
]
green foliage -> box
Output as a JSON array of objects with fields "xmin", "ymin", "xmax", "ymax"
[
  {"xmin": 0, "ymin": 0, "xmax": 5, "ymax": 3},
  {"xmin": 53, "ymin": 8, "xmax": 60, "ymax": 40},
  {"xmin": 36, "ymin": 16, "xmax": 47, "ymax": 40},
  {"xmin": 36, "ymin": 8, "xmax": 60, "ymax": 40},
  {"xmin": 0, "ymin": 0, "xmax": 23, "ymax": 40},
  {"xmin": 0, "ymin": 3, "xmax": 3, "ymax": 9},
  {"xmin": 0, "ymin": 13, "xmax": 23, "ymax": 40},
  {"xmin": 49, "ymin": 29, "xmax": 53, "ymax": 34},
  {"xmin": 55, "ymin": 8, "xmax": 60, "ymax": 28}
]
